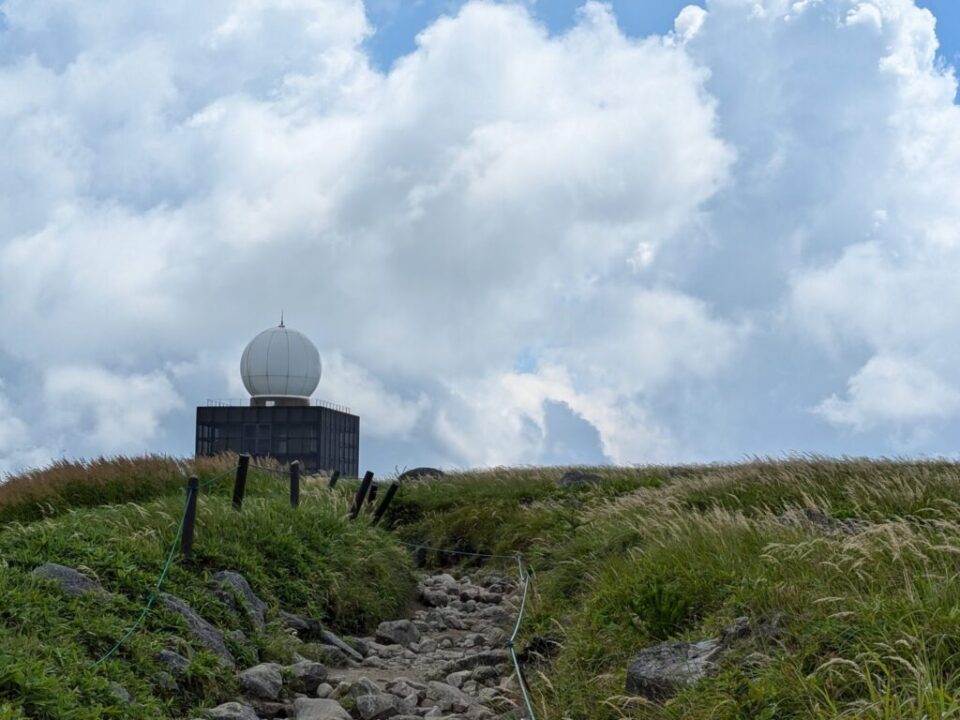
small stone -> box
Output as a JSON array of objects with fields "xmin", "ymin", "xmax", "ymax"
[
  {"xmin": 108, "ymin": 682, "xmax": 132, "ymax": 704},
  {"xmin": 425, "ymin": 681, "xmax": 475, "ymax": 713},
  {"xmin": 206, "ymin": 701, "xmax": 259, "ymax": 720},
  {"xmin": 445, "ymin": 670, "xmax": 471, "ymax": 689},
  {"xmin": 315, "ymin": 682, "xmax": 333, "ymax": 698},
  {"xmin": 355, "ymin": 693, "xmax": 398, "ymax": 720},
  {"xmin": 346, "ymin": 676, "xmax": 382, "ymax": 698}
]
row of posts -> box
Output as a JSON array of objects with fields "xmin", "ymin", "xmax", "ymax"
[{"xmin": 180, "ymin": 456, "xmax": 401, "ymax": 559}]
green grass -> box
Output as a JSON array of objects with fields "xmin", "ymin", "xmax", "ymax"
[
  {"xmin": 7, "ymin": 456, "xmax": 960, "ymax": 718},
  {"xmin": 0, "ymin": 465, "xmax": 414, "ymax": 719},
  {"xmin": 383, "ymin": 459, "xmax": 960, "ymax": 719}
]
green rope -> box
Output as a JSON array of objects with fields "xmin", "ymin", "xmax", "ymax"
[
  {"xmin": 507, "ymin": 554, "xmax": 538, "ymax": 720},
  {"xmin": 89, "ymin": 492, "xmax": 190, "ymax": 668}
]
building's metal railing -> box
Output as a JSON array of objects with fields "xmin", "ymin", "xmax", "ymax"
[{"xmin": 204, "ymin": 398, "xmax": 352, "ymax": 414}]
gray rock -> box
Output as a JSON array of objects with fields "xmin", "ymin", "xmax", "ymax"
[
  {"xmin": 776, "ymin": 508, "xmax": 866, "ymax": 535},
  {"xmin": 397, "ymin": 467, "xmax": 445, "ymax": 481},
  {"xmin": 160, "ymin": 593, "xmax": 236, "ymax": 668},
  {"xmin": 419, "ymin": 589, "xmax": 450, "ymax": 608},
  {"xmin": 446, "ymin": 670, "xmax": 471, "ymax": 688},
  {"xmin": 155, "ymin": 670, "xmax": 178, "ymax": 692},
  {"xmin": 355, "ymin": 693, "xmax": 398, "ymax": 720},
  {"xmin": 439, "ymin": 650, "xmax": 509, "ymax": 675},
  {"xmin": 375, "ymin": 620, "xmax": 420, "ymax": 647},
  {"xmin": 303, "ymin": 642, "xmax": 356, "ymax": 667},
  {"xmin": 31, "ymin": 563, "xmax": 104, "ymax": 597},
  {"xmin": 250, "ymin": 701, "xmax": 288, "ymax": 719},
  {"xmin": 425, "ymin": 681, "xmax": 475, "ymax": 713},
  {"xmin": 558, "ymin": 470, "xmax": 603, "ymax": 488},
  {"xmin": 108, "ymin": 682, "xmax": 132, "ymax": 704},
  {"xmin": 281, "ymin": 610, "xmax": 323, "ymax": 638},
  {"xmin": 720, "ymin": 616, "xmax": 751, "ymax": 645},
  {"xmin": 287, "ymin": 660, "xmax": 328, "ymax": 694},
  {"xmin": 156, "ymin": 649, "xmax": 190, "ymax": 674},
  {"xmin": 238, "ymin": 662, "xmax": 283, "ymax": 700},
  {"xmin": 293, "ymin": 697, "xmax": 352, "ymax": 720},
  {"xmin": 211, "ymin": 571, "xmax": 268, "ymax": 629},
  {"xmin": 320, "ymin": 629, "xmax": 364, "ymax": 662},
  {"xmin": 206, "ymin": 702, "xmax": 259, "ymax": 720},
  {"xmin": 346, "ymin": 676, "xmax": 382, "ymax": 698},
  {"xmin": 397, "ymin": 692, "xmax": 418, "ymax": 714},
  {"xmin": 624, "ymin": 639, "xmax": 720, "ymax": 701},
  {"xmin": 315, "ymin": 682, "xmax": 333, "ymax": 698}
]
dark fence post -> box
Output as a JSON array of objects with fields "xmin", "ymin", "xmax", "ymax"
[
  {"xmin": 290, "ymin": 461, "xmax": 300, "ymax": 508},
  {"xmin": 233, "ymin": 454, "xmax": 250, "ymax": 511},
  {"xmin": 372, "ymin": 482, "xmax": 400, "ymax": 526},
  {"xmin": 181, "ymin": 476, "xmax": 199, "ymax": 560},
  {"xmin": 328, "ymin": 470, "xmax": 340, "ymax": 490},
  {"xmin": 367, "ymin": 483, "xmax": 379, "ymax": 505},
  {"xmin": 349, "ymin": 471, "xmax": 374, "ymax": 520}
]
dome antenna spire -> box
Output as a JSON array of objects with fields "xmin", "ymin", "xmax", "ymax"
[{"xmin": 279, "ymin": 310, "xmax": 285, "ymax": 328}]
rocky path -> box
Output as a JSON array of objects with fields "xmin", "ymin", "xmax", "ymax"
[{"xmin": 207, "ymin": 571, "xmax": 529, "ymax": 720}]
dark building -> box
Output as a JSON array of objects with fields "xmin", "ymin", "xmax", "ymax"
[
  {"xmin": 195, "ymin": 402, "xmax": 359, "ymax": 475},
  {"xmin": 195, "ymin": 321, "xmax": 360, "ymax": 476}
]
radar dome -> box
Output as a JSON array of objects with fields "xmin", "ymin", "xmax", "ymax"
[{"xmin": 240, "ymin": 323, "xmax": 321, "ymax": 399}]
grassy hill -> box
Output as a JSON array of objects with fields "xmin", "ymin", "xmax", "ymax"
[{"xmin": 3, "ymin": 456, "xmax": 960, "ymax": 718}]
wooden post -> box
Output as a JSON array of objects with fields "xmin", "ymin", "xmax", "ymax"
[
  {"xmin": 349, "ymin": 471, "xmax": 374, "ymax": 520},
  {"xmin": 372, "ymin": 482, "xmax": 400, "ymax": 526},
  {"xmin": 181, "ymin": 476, "xmax": 199, "ymax": 560},
  {"xmin": 328, "ymin": 469, "xmax": 340, "ymax": 490},
  {"xmin": 233, "ymin": 454, "xmax": 250, "ymax": 511},
  {"xmin": 290, "ymin": 461, "xmax": 300, "ymax": 508},
  {"xmin": 367, "ymin": 483, "xmax": 379, "ymax": 504}
]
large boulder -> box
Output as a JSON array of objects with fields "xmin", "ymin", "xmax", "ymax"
[
  {"xmin": 625, "ymin": 639, "xmax": 720, "ymax": 701},
  {"xmin": 398, "ymin": 467, "xmax": 445, "ymax": 481},
  {"xmin": 375, "ymin": 620, "xmax": 420, "ymax": 647},
  {"xmin": 292, "ymin": 698, "xmax": 351, "ymax": 720},
  {"xmin": 31, "ymin": 564, "xmax": 105, "ymax": 597},
  {"xmin": 160, "ymin": 593, "xmax": 236, "ymax": 668},
  {"xmin": 286, "ymin": 660, "xmax": 328, "ymax": 694},
  {"xmin": 238, "ymin": 662, "xmax": 283, "ymax": 700},
  {"xmin": 210, "ymin": 571, "xmax": 268, "ymax": 629},
  {"xmin": 280, "ymin": 610, "xmax": 323, "ymax": 639}
]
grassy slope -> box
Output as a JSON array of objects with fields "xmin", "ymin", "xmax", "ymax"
[
  {"xmin": 0, "ymin": 457, "xmax": 414, "ymax": 719},
  {"xmin": 5, "ymin": 456, "xmax": 960, "ymax": 719},
  {"xmin": 385, "ymin": 460, "xmax": 960, "ymax": 720}
]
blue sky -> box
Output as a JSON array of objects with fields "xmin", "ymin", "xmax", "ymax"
[
  {"xmin": 1, "ymin": 0, "xmax": 960, "ymax": 476},
  {"xmin": 364, "ymin": 1, "xmax": 960, "ymax": 72}
]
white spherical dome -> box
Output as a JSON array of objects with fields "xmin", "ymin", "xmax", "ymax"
[{"xmin": 240, "ymin": 324, "xmax": 321, "ymax": 398}]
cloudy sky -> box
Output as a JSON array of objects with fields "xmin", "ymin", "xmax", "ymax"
[{"xmin": 1, "ymin": 0, "xmax": 959, "ymax": 476}]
